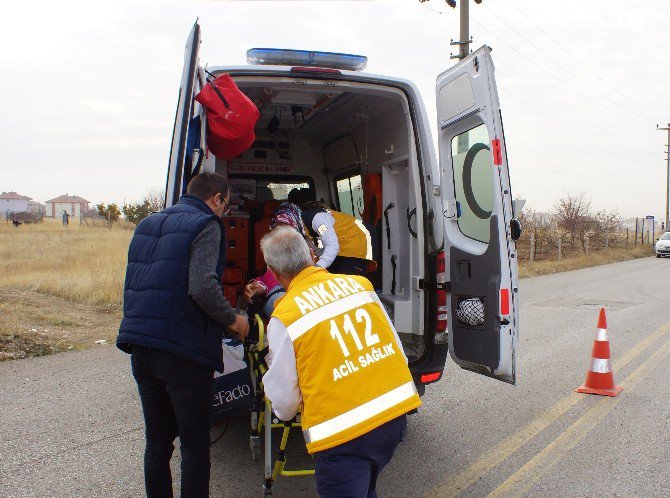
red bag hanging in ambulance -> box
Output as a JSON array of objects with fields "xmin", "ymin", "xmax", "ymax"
[{"xmin": 195, "ymin": 74, "xmax": 260, "ymax": 160}]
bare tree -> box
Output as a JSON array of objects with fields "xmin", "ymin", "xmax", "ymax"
[
  {"xmin": 145, "ymin": 188, "xmax": 164, "ymax": 213},
  {"xmin": 554, "ymin": 192, "xmax": 595, "ymax": 251}
]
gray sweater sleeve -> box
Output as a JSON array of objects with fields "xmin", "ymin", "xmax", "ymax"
[{"xmin": 189, "ymin": 220, "xmax": 237, "ymax": 327}]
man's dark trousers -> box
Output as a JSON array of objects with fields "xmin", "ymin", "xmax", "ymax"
[
  {"xmin": 131, "ymin": 345, "xmax": 213, "ymax": 498},
  {"xmin": 313, "ymin": 414, "xmax": 407, "ymax": 498}
]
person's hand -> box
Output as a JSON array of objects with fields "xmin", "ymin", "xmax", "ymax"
[
  {"xmin": 228, "ymin": 314, "xmax": 250, "ymax": 340},
  {"xmin": 244, "ymin": 281, "xmax": 266, "ymax": 302}
]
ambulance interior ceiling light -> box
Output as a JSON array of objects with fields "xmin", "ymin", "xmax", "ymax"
[
  {"xmin": 247, "ymin": 48, "xmax": 368, "ymax": 72},
  {"xmin": 270, "ymin": 91, "xmax": 318, "ymax": 106}
]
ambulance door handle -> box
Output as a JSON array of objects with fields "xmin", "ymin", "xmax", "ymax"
[
  {"xmin": 407, "ymin": 208, "xmax": 417, "ymax": 239},
  {"xmin": 384, "ymin": 202, "xmax": 396, "ymax": 251}
]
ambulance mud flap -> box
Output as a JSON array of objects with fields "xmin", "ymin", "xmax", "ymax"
[{"xmin": 450, "ymin": 216, "xmax": 501, "ymax": 369}]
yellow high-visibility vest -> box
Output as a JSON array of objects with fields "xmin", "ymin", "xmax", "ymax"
[
  {"xmin": 329, "ymin": 210, "xmax": 374, "ymax": 261},
  {"xmin": 271, "ymin": 266, "xmax": 421, "ymax": 454},
  {"xmin": 305, "ymin": 208, "xmax": 374, "ymax": 261}
]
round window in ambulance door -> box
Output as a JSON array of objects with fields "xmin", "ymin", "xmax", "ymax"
[{"xmin": 450, "ymin": 124, "xmax": 495, "ymax": 244}]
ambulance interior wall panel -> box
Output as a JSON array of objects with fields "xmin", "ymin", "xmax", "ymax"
[
  {"xmin": 321, "ymin": 104, "xmax": 409, "ymax": 176},
  {"xmin": 287, "ymin": 137, "xmax": 331, "ymax": 203}
]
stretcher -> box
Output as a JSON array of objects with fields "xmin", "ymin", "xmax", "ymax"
[{"xmin": 246, "ymin": 313, "xmax": 315, "ymax": 495}]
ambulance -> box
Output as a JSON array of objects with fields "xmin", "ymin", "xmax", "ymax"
[{"xmin": 165, "ymin": 22, "xmax": 521, "ymax": 394}]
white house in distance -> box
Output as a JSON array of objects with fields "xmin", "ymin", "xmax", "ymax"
[
  {"xmin": 1, "ymin": 191, "xmax": 31, "ymax": 219},
  {"xmin": 45, "ymin": 194, "xmax": 91, "ymax": 219}
]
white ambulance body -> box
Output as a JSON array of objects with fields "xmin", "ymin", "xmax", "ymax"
[{"xmin": 165, "ymin": 22, "xmax": 520, "ymax": 393}]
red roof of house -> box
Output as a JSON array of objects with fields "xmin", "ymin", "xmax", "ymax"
[
  {"xmin": 0, "ymin": 191, "xmax": 32, "ymax": 201},
  {"xmin": 46, "ymin": 194, "xmax": 90, "ymax": 204}
]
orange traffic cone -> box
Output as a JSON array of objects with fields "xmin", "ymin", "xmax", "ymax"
[{"xmin": 576, "ymin": 308, "xmax": 622, "ymax": 397}]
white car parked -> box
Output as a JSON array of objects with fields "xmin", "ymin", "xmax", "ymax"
[{"xmin": 656, "ymin": 232, "xmax": 670, "ymax": 258}]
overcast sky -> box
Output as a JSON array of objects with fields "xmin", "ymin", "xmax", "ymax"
[{"xmin": 1, "ymin": 0, "xmax": 668, "ymax": 218}]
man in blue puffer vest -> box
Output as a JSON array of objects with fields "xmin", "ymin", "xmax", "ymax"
[{"xmin": 117, "ymin": 172, "xmax": 249, "ymax": 498}]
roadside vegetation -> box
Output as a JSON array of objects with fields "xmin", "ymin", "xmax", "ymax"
[
  {"xmin": 518, "ymin": 245, "xmax": 654, "ymax": 277},
  {"xmin": 516, "ymin": 192, "xmax": 657, "ymax": 277}
]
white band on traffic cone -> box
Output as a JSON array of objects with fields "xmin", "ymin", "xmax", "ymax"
[
  {"xmin": 590, "ymin": 358, "xmax": 613, "ymax": 373},
  {"xmin": 595, "ymin": 328, "xmax": 609, "ymax": 341}
]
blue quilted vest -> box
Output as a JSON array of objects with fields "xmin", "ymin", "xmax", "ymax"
[{"xmin": 117, "ymin": 195, "xmax": 226, "ymax": 372}]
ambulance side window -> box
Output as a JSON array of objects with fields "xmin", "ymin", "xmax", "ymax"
[
  {"xmin": 336, "ymin": 174, "xmax": 363, "ymax": 220},
  {"xmin": 450, "ymin": 124, "xmax": 495, "ymax": 244}
]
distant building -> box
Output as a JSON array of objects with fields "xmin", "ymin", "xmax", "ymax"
[
  {"xmin": 27, "ymin": 200, "xmax": 45, "ymax": 215},
  {"xmin": 1, "ymin": 191, "xmax": 32, "ymax": 219},
  {"xmin": 45, "ymin": 194, "xmax": 91, "ymax": 219}
]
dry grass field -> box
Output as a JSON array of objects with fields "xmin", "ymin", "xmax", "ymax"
[
  {"xmin": 0, "ymin": 220, "xmax": 131, "ymax": 359},
  {"xmin": 0, "ymin": 218, "xmax": 655, "ymax": 361},
  {"xmin": 0, "ymin": 219, "xmax": 132, "ymax": 305},
  {"xmin": 518, "ymin": 245, "xmax": 654, "ymax": 278}
]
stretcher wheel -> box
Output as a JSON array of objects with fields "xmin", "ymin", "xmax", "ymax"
[
  {"xmin": 263, "ymin": 484, "xmax": 273, "ymax": 495},
  {"xmin": 250, "ymin": 435, "xmax": 261, "ymax": 462}
]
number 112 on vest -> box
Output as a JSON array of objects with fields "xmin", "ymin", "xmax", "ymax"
[{"xmin": 330, "ymin": 308, "xmax": 397, "ymax": 382}]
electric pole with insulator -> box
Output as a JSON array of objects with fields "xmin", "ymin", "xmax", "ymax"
[{"xmin": 444, "ymin": 0, "xmax": 482, "ymax": 60}]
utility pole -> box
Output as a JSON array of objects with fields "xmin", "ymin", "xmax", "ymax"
[
  {"xmin": 458, "ymin": 0, "xmax": 469, "ymax": 60},
  {"xmin": 657, "ymin": 123, "xmax": 670, "ymax": 231},
  {"xmin": 447, "ymin": 0, "xmax": 482, "ymax": 61}
]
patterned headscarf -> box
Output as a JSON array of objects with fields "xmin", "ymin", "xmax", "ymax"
[{"xmin": 270, "ymin": 202, "xmax": 306, "ymax": 239}]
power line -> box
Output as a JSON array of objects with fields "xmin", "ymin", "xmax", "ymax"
[
  {"xmin": 419, "ymin": 0, "xmax": 659, "ymax": 123},
  {"xmin": 506, "ymin": 0, "xmax": 660, "ymax": 121},
  {"xmin": 495, "ymin": 65, "xmax": 657, "ymax": 159},
  {"xmin": 483, "ymin": 4, "xmax": 658, "ymax": 123},
  {"xmin": 470, "ymin": 18, "xmax": 653, "ymax": 126},
  {"xmin": 501, "ymin": 90, "xmax": 654, "ymax": 164}
]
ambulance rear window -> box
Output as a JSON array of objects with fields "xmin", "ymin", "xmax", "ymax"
[{"xmin": 262, "ymin": 180, "xmax": 310, "ymax": 201}]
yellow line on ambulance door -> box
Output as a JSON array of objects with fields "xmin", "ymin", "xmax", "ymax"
[
  {"xmin": 487, "ymin": 331, "xmax": 670, "ymax": 498},
  {"xmin": 426, "ymin": 318, "xmax": 670, "ymax": 498}
]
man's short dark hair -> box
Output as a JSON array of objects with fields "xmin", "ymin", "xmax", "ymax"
[
  {"xmin": 186, "ymin": 173, "xmax": 230, "ymax": 201},
  {"xmin": 287, "ymin": 188, "xmax": 316, "ymax": 208}
]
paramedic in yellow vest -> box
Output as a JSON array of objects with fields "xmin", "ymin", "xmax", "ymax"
[
  {"xmin": 261, "ymin": 226, "xmax": 421, "ymax": 498},
  {"xmin": 299, "ymin": 198, "xmax": 376, "ymax": 276}
]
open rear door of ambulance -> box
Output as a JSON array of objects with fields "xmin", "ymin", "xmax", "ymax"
[
  {"xmin": 436, "ymin": 46, "xmax": 520, "ymax": 384},
  {"xmin": 165, "ymin": 21, "xmax": 201, "ymax": 208}
]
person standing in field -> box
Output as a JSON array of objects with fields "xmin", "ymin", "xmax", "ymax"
[
  {"xmin": 117, "ymin": 172, "xmax": 249, "ymax": 498},
  {"xmin": 261, "ymin": 226, "xmax": 420, "ymax": 497}
]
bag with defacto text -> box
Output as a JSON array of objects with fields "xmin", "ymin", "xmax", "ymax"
[{"xmin": 211, "ymin": 338, "xmax": 253, "ymax": 423}]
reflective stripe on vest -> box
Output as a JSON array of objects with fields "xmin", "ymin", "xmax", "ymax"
[
  {"xmin": 287, "ymin": 290, "xmax": 377, "ymax": 342},
  {"xmin": 354, "ymin": 218, "xmax": 373, "ymax": 261},
  {"xmin": 304, "ymin": 381, "xmax": 418, "ymax": 444}
]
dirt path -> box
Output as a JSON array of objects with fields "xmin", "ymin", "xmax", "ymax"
[{"xmin": 0, "ymin": 288, "xmax": 121, "ymax": 360}]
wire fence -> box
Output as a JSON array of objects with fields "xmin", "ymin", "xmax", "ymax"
[{"xmin": 516, "ymin": 224, "xmax": 657, "ymax": 263}]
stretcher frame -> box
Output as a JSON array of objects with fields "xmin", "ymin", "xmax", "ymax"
[{"xmin": 246, "ymin": 314, "xmax": 315, "ymax": 495}]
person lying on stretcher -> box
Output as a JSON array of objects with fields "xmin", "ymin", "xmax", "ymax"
[{"xmin": 243, "ymin": 202, "xmax": 316, "ymax": 317}]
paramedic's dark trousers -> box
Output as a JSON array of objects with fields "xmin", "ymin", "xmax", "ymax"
[
  {"xmin": 131, "ymin": 345, "xmax": 213, "ymax": 498},
  {"xmin": 314, "ymin": 414, "xmax": 407, "ymax": 498}
]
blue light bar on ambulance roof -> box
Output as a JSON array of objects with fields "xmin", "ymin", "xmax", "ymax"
[{"xmin": 246, "ymin": 48, "xmax": 367, "ymax": 71}]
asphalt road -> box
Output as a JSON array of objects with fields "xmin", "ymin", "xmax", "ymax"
[{"xmin": 1, "ymin": 257, "xmax": 669, "ymax": 497}]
